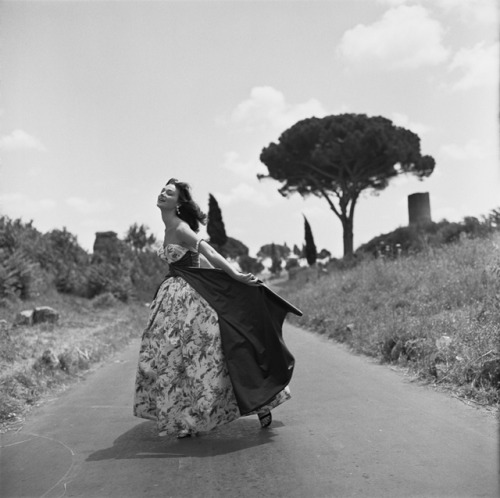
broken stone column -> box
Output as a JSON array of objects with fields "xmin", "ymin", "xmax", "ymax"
[{"xmin": 408, "ymin": 192, "xmax": 432, "ymax": 226}]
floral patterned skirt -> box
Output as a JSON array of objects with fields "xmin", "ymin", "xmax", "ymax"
[{"xmin": 133, "ymin": 276, "xmax": 290, "ymax": 437}]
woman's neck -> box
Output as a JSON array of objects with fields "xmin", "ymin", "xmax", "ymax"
[{"xmin": 160, "ymin": 208, "xmax": 178, "ymax": 228}]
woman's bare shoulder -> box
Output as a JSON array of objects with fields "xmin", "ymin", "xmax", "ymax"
[
  {"xmin": 176, "ymin": 221, "xmax": 199, "ymax": 249},
  {"xmin": 176, "ymin": 220, "xmax": 194, "ymax": 236}
]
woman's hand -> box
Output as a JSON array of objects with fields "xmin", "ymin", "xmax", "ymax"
[
  {"xmin": 233, "ymin": 272, "xmax": 260, "ymax": 286},
  {"xmin": 194, "ymin": 238, "xmax": 260, "ymax": 285}
]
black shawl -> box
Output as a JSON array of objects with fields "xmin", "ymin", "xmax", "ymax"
[{"xmin": 164, "ymin": 258, "xmax": 302, "ymax": 415}]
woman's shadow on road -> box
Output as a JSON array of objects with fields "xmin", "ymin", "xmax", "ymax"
[{"xmin": 86, "ymin": 418, "xmax": 283, "ymax": 461}]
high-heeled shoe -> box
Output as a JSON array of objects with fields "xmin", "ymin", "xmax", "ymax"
[{"xmin": 258, "ymin": 410, "xmax": 272, "ymax": 429}]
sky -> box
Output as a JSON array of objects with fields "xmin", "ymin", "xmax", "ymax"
[{"xmin": 1, "ymin": 0, "xmax": 498, "ymax": 258}]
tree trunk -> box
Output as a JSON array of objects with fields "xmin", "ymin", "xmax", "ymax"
[{"xmin": 342, "ymin": 217, "xmax": 354, "ymax": 258}]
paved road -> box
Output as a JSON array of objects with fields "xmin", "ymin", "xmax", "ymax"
[{"xmin": 1, "ymin": 324, "xmax": 498, "ymax": 498}]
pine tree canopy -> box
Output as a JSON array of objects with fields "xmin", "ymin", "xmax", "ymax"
[{"xmin": 259, "ymin": 113, "xmax": 435, "ymax": 256}]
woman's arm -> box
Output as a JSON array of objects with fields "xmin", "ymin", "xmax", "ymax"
[
  {"xmin": 199, "ymin": 241, "xmax": 259, "ymax": 284},
  {"xmin": 177, "ymin": 224, "xmax": 258, "ymax": 285},
  {"xmin": 199, "ymin": 253, "xmax": 213, "ymax": 268}
]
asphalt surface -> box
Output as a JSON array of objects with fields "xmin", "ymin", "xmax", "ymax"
[{"xmin": 1, "ymin": 323, "xmax": 498, "ymax": 498}]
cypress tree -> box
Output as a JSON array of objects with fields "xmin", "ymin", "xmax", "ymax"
[
  {"xmin": 303, "ymin": 215, "xmax": 317, "ymax": 266},
  {"xmin": 207, "ymin": 194, "xmax": 228, "ymax": 248},
  {"xmin": 270, "ymin": 242, "xmax": 282, "ymax": 276}
]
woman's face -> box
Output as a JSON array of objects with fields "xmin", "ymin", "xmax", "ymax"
[{"xmin": 157, "ymin": 183, "xmax": 179, "ymax": 210}]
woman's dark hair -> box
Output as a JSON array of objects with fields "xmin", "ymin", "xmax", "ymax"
[{"xmin": 167, "ymin": 178, "xmax": 207, "ymax": 233}]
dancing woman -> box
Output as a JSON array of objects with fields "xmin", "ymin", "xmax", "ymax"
[{"xmin": 133, "ymin": 178, "xmax": 301, "ymax": 438}]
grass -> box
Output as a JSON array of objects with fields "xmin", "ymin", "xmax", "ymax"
[
  {"xmin": 1, "ymin": 230, "xmax": 498, "ymax": 430},
  {"xmin": 280, "ymin": 232, "xmax": 500, "ymax": 407},
  {"xmin": 0, "ymin": 291, "xmax": 150, "ymax": 430}
]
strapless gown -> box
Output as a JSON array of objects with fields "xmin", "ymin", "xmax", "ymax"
[{"xmin": 133, "ymin": 243, "xmax": 300, "ymax": 437}]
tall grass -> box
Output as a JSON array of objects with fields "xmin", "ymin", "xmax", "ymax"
[
  {"xmin": 281, "ymin": 233, "xmax": 500, "ymax": 406},
  {"xmin": 0, "ymin": 294, "xmax": 149, "ymax": 427}
]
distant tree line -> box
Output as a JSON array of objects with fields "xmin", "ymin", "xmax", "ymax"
[
  {"xmin": 2, "ymin": 204, "xmax": 497, "ymax": 305},
  {"xmin": 0, "ymin": 217, "xmax": 164, "ymax": 304},
  {"xmin": 356, "ymin": 211, "xmax": 500, "ymax": 259}
]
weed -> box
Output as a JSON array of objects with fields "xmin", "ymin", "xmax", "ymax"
[
  {"xmin": 281, "ymin": 232, "xmax": 500, "ymax": 407},
  {"xmin": 0, "ymin": 294, "xmax": 149, "ymax": 428}
]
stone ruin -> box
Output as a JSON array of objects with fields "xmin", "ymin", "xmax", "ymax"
[
  {"xmin": 408, "ymin": 192, "xmax": 432, "ymax": 226},
  {"xmin": 92, "ymin": 231, "xmax": 125, "ymax": 264}
]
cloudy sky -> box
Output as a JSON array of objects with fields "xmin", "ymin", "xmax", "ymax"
[{"xmin": 1, "ymin": 0, "xmax": 498, "ymax": 257}]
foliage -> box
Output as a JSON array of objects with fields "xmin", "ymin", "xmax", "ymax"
[
  {"xmin": 280, "ymin": 232, "xmax": 500, "ymax": 406},
  {"xmin": 207, "ymin": 194, "xmax": 228, "ymax": 249},
  {"xmin": 86, "ymin": 261, "xmax": 133, "ymax": 302},
  {"xmin": 269, "ymin": 243, "xmax": 282, "ymax": 276},
  {"xmin": 44, "ymin": 229, "xmax": 90, "ymax": 296},
  {"xmin": 129, "ymin": 250, "xmax": 166, "ymax": 302},
  {"xmin": 91, "ymin": 291, "xmax": 119, "ymax": 309},
  {"xmin": 356, "ymin": 211, "xmax": 500, "ymax": 259},
  {"xmin": 124, "ymin": 223, "xmax": 157, "ymax": 252},
  {"xmin": 0, "ymin": 218, "xmax": 48, "ymax": 300},
  {"xmin": 222, "ymin": 236, "xmax": 249, "ymax": 259},
  {"xmin": 90, "ymin": 232, "xmax": 136, "ymax": 301},
  {"xmin": 0, "ymin": 250, "xmax": 35, "ymax": 300},
  {"xmin": 206, "ymin": 195, "xmax": 248, "ymax": 261},
  {"xmin": 318, "ymin": 248, "xmax": 332, "ymax": 260},
  {"xmin": 257, "ymin": 242, "xmax": 290, "ymax": 260},
  {"xmin": 285, "ymin": 257, "xmax": 300, "ymax": 271},
  {"xmin": 0, "ymin": 216, "xmax": 165, "ymax": 304},
  {"xmin": 303, "ymin": 215, "xmax": 317, "ymax": 266},
  {"xmin": 485, "ymin": 207, "xmax": 500, "ymax": 228},
  {"xmin": 0, "ymin": 296, "xmax": 149, "ymax": 425},
  {"xmin": 260, "ymin": 113, "xmax": 435, "ymax": 257},
  {"xmin": 238, "ymin": 255, "xmax": 264, "ymax": 275}
]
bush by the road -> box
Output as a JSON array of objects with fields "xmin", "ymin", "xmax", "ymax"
[
  {"xmin": 280, "ymin": 232, "xmax": 500, "ymax": 407},
  {"xmin": 0, "ymin": 294, "xmax": 149, "ymax": 427},
  {"xmin": 0, "ymin": 216, "xmax": 165, "ymax": 304}
]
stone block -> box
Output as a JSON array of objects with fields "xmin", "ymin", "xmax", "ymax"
[
  {"xmin": 15, "ymin": 310, "xmax": 34, "ymax": 326},
  {"xmin": 33, "ymin": 306, "xmax": 59, "ymax": 324}
]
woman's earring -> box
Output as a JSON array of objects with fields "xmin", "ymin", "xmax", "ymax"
[{"xmin": 176, "ymin": 205, "xmax": 181, "ymax": 215}]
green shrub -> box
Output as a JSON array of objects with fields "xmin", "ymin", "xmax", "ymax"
[
  {"xmin": 0, "ymin": 250, "xmax": 35, "ymax": 299},
  {"xmin": 86, "ymin": 262, "xmax": 133, "ymax": 302},
  {"xmin": 282, "ymin": 232, "xmax": 500, "ymax": 406},
  {"xmin": 356, "ymin": 209, "xmax": 499, "ymax": 259},
  {"xmin": 129, "ymin": 249, "xmax": 166, "ymax": 302},
  {"xmin": 91, "ymin": 292, "xmax": 118, "ymax": 309},
  {"xmin": 0, "ymin": 216, "xmax": 165, "ymax": 303}
]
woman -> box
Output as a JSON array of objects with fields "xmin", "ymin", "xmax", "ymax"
[{"xmin": 133, "ymin": 178, "xmax": 301, "ymax": 438}]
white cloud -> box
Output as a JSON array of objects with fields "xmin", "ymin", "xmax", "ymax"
[
  {"xmin": 66, "ymin": 197, "xmax": 114, "ymax": 215},
  {"xmin": 438, "ymin": 138, "xmax": 500, "ymax": 201},
  {"xmin": 215, "ymin": 182, "xmax": 280, "ymax": 207},
  {"xmin": 337, "ymin": 5, "xmax": 450, "ymax": 69},
  {"xmin": 221, "ymin": 151, "xmax": 267, "ymax": 180},
  {"xmin": 432, "ymin": 0, "xmax": 498, "ymax": 25},
  {"xmin": 302, "ymin": 204, "xmax": 329, "ymax": 219},
  {"xmin": 432, "ymin": 205, "xmax": 464, "ymax": 222},
  {"xmin": 376, "ymin": 0, "xmax": 409, "ymax": 5},
  {"xmin": 222, "ymin": 86, "xmax": 327, "ymax": 133},
  {"xmin": 448, "ymin": 42, "xmax": 499, "ymax": 91},
  {"xmin": 377, "ymin": 0, "xmax": 498, "ymax": 25},
  {"xmin": 0, "ymin": 129, "xmax": 46, "ymax": 152},
  {"xmin": 439, "ymin": 139, "xmax": 493, "ymax": 161},
  {"xmin": 38, "ymin": 198, "xmax": 57, "ymax": 210},
  {"xmin": 391, "ymin": 112, "xmax": 432, "ymax": 136},
  {"xmin": 0, "ymin": 193, "xmax": 56, "ymax": 214}
]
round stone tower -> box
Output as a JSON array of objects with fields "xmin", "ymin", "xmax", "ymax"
[{"xmin": 408, "ymin": 192, "xmax": 432, "ymax": 225}]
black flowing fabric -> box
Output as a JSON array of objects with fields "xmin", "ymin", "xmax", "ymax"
[{"xmin": 164, "ymin": 256, "xmax": 302, "ymax": 415}]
